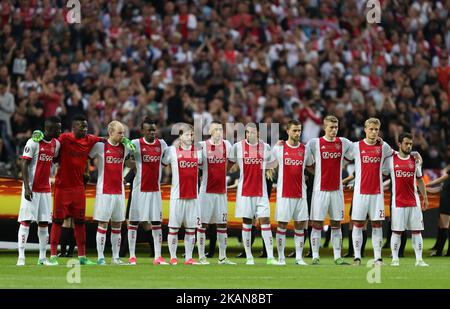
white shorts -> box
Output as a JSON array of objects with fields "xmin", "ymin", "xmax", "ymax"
[
  {"xmin": 93, "ymin": 194, "xmax": 126, "ymax": 222},
  {"xmin": 351, "ymin": 193, "xmax": 385, "ymax": 221},
  {"xmin": 18, "ymin": 191, "xmax": 52, "ymax": 223},
  {"xmin": 391, "ymin": 205, "xmax": 424, "ymax": 232},
  {"xmin": 129, "ymin": 190, "xmax": 162, "ymax": 222},
  {"xmin": 235, "ymin": 196, "xmax": 270, "ymax": 219},
  {"xmin": 275, "ymin": 197, "xmax": 309, "ymax": 223},
  {"xmin": 168, "ymin": 198, "xmax": 199, "ymax": 228},
  {"xmin": 310, "ymin": 190, "xmax": 344, "ymax": 221},
  {"xmin": 199, "ymin": 193, "xmax": 228, "ymax": 224}
]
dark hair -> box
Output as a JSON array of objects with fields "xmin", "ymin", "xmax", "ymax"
[
  {"xmin": 398, "ymin": 132, "xmax": 413, "ymax": 143},
  {"xmin": 46, "ymin": 116, "xmax": 61, "ymax": 125},
  {"xmin": 72, "ymin": 114, "xmax": 87, "ymax": 123},
  {"xmin": 141, "ymin": 117, "xmax": 157, "ymax": 130},
  {"xmin": 287, "ymin": 119, "xmax": 301, "ymax": 129}
]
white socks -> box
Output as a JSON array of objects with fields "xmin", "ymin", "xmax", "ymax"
[
  {"xmin": 311, "ymin": 227, "xmax": 321, "ymax": 259},
  {"xmin": 294, "ymin": 230, "xmax": 305, "ymax": 260},
  {"xmin": 111, "ymin": 227, "xmax": 122, "ymax": 260},
  {"xmin": 37, "ymin": 225, "xmax": 49, "ymax": 260},
  {"xmin": 196, "ymin": 227, "xmax": 206, "ymax": 259},
  {"xmin": 372, "ymin": 226, "xmax": 383, "ymax": 261},
  {"xmin": 242, "ymin": 224, "xmax": 253, "ymax": 259},
  {"xmin": 261, "ymin": 224, "xmax": 274, "ymax": 259},
  {"xmin": 18, "ymin": 222, "xmax": 30, "ymax": 259},
  {"xmin": 96, "ymin": 226, "xmax": 107, "ymax": 260},
  {"xmin": 331, "ymin": 227, "xmax": 342, "ymax": 260},
  {"xmin": 184, "ymin": 229, "xmax": 196, "ymax": 261},
  {"xmin": 276, "ymin": 227, "xmax": 287, "ymax": 260},
  {"xmin": 352, "ymin": 224, "xmax": 364, "ymax": 259},
  {"xmin": 217, "ymin": 227, "xmax": 228, "ymax": 260},
  {"xmin": 412, "ymin": 232, "xmax": 423, "ymax": 262},
  {"xmin": 152, "ymin": 225, "xmax": 163, "ymax": 259},
  {"xmin": 391, "ymin": 232, "xmax": 401, "ymax": 260},
  {"xmin": 168, "ymin": 228, "xmax": 179, "ymax": 259},
  {"xmin": 127, "ymin": 225, "xmax": 138, "ymax": 258}
]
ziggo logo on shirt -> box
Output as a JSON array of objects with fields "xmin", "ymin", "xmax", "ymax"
[
  {"xmin": 395, "ymin": 170, "xmax": 415, "ymax": 178},
  {"xmin": 39, "ymin": 154, "xmax": 54, "ymax": 162},
  {"xmin": 244, "ymin": 158, "xmax": 263, "ymax": 164},
  {"xmin": 208, "ymin": 157, "xmax": 225, "ymax": 164},
  {"xmin": 321, "ymin": 152, "xmax": 341, "ymax": 159},
  {"xmin": 284, "ymin": 158, "xmax": 303, "ymax": 166},
  {"xmin": 179, "ymin": 161, "xmax": 198, "ymax": 168},
  {"xmin": 362, "ymin": 156, "xmax": 381, "ymax": 163},
  {"xmin": 143, "ymin": 155, "xmax": 160, "ymax": 163},
  {"xmin": 106, "ymin": 156, "xmax": 124, "ymax": 164}
]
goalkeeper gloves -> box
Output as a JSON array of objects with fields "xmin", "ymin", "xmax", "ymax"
[
  {"xmin": 121, "ymin": 137, "xmax": 136, "ymax": 153},
  {"xmin": 32, "ymin": 130, "xmax": 44, "ymax": 142}
]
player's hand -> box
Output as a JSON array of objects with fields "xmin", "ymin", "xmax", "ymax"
[
  {"xmin": 265, "ymin": 169, "xmax": 274, "ymax": 181},
  {"xmin": 32, "ymin": 130, "xmax": 44, "ymax": 142},
  {"xmin": 24, "ymin": 188, "xmax": 33, "ymax": 201},
  {"xmin": 421, "ymin": 199, "xmax": 428, "ymax": 211},
  {"xmin": 346, "ymin": 183, "xmax": 354, "ymax": 190},
  {"xmin": 376, "ymin": 136, "xmax": 383, "ymax": 145},
  {"xmin": 121, "ymin": 137, "xmax": 136, "ymax": 153}
]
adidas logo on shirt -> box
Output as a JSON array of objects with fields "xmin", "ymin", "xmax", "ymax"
[
  {"xmin": 395, "ymin": 164, "xmax": 400, "ymax": 168},
  {"xmin": 106, "ymin": 150, "xmax": 112, "ymax": 154}
]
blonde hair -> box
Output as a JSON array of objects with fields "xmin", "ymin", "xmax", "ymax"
[
  {"xmin": 108, "ymin": 120, "xmax": 124, "ymax": 134},
  {"xmin": 364, "ymin": 118, "xmax": 381, "ymax": 128},
  {"xmin": 323, "ymin": 115, "xmax": 339, "ymax": 126}
]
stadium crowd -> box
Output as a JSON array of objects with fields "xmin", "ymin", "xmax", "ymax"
[{"xmin": 0, "ymin": 0, "xmax": 450, "ymax": 177}]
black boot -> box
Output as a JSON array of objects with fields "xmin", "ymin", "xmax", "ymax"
[
  {"xmin": 399, "ymin": 232, "xmax": 407, "ymax": 258},
  {"xmin": 361, "ymin": 230, "xmax": 368, "ymax": 258},
  {"xmin": 430, "ymin": 228, "xmax": 448, "ymax": 256},
  {"xmin": 344, "ymin": 229, "xmax": 354, "ymax": 258}
]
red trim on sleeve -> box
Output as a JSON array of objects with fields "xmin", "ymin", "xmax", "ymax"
[{"xmin": 20, "ymin": 156, "xmax": 32, "ymax": 160}]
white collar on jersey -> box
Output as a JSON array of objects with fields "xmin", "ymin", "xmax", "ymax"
[
  {"xmin": 143, "ymin": 138, "xmax": 157, "ymax": 145},
  {"xmin": 285, "ymin": 140, "xmax": 301, "ymax": 148},
  {"xmin": 107, "ymin": 139, "xmax": 120, "ymax": 146},
  {"xmin": 180, "ymin": 144, "xmax": 192, "ymax": 151},
  {"xmin": 396, "ymin": 153, "xmax": 411, "ymax": 161},
  {"xmin": 208, "ymin": 139, "xmax": 223, "ymax": 146},
  {"xmin": 322, "ymin": 136, "xmax": 336, "ymax": 142}
]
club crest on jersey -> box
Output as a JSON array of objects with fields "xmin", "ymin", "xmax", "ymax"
[
  {"xmin": 335, "ymin": 143, "xmax": 341, "ymax": 150},
  {"xmin": 408, "ymin": 163, "xmax": 414, "ymax": 169},
  {"xmin": 155, "ymin": 147, "xmax": 160, "ymax": 153},
  {"xmin": 375, "ymin": 147, "xmax": 381, "ymax": 154}
]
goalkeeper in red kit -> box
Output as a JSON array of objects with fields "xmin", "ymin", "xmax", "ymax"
[{"xmin": 34, "ymin": 114, "xmax": 135, "ymax": 265}]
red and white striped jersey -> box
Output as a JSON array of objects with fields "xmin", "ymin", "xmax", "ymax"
[
  {"xmin": 199, "ymin": 139, "xmax": 232, "ymax": 194},
  {"xmin": 131, "ymin": 138, "xmax": 168, "ymax": 192},
  {"xmin": 20, "ymin": 138, "xmax": 60, "ymax": 193},
  {"xmin": 162, "ymin": 145, "xmax": 202, "ymax": 199},
  {"xmin": 230, "ymin": 140, "xmax": 273, "ymax": 198},
  {"xmin": 89, "ymin": 141, "xmax": 130, "ymax": 195},
  {"xmin": 306, "ymin": 137, "xmax": 353, "ymax": 192},
  {"xmin": 383, "ymin": 153, "xmax": 423, "ymax": 208},
  {"xmin": 350, "ymin": 140, "xmax": 393, "ymax": 195},
  {"xmin": 272, "ymin": 141, "xmax": 308, "ymax": 199}
]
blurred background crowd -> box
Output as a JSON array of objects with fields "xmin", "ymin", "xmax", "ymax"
[{"xmin": 0, "ymin": 0, "xmax": 449, "ymax": 177}]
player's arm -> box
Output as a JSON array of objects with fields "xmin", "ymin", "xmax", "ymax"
[
  {"xmin": 305, "ymin": 140, "xmax": 315, "ymax": 174},
  {"xmin": 426, "ymin": 169, "xmax": 449, "ymax": 187},
  {"xmin": 417, "ymin": 177, "xmax": 429, "ymax": 211},
  {"xmin": 342, "ymin": 173, "xmax": 355, "ymax": 187},
  {"xmin": 21, "ymin": 158, "xmax": 33, "ymax": 201}
]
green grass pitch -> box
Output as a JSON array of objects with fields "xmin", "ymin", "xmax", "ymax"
[{"xmin": 1, "ymin": 238, "xmax": 449, "ymax": 289}]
